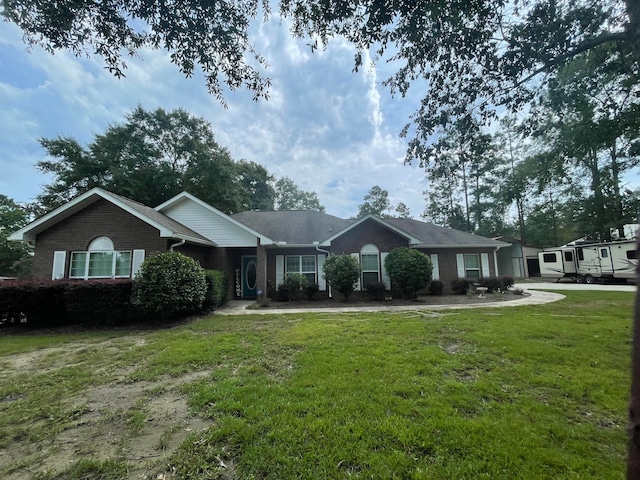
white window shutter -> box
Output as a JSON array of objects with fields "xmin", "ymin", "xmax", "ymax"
[
  {"xmin": 380, "ymin": 252, "xmax": 391, "ymax": 289},
  {"xmin": 351, "ymin": 253, "xmax": 361, "ymax": 291},
  {"xmin": 481, "ymin": 253, "xmax": 490, "ymax": 278},
  {"xmin": 52, "ymin": 251, "xmax": 66, "ymax": 280},
  {"xmin": 456, "ymin": 253, "xmax": 465, "ymax": 278},
  {"xmin": 131, "ymin": 250, "xmax": 145, "ymax": 278},
  {"xmin": 275, "ymin": 255, "xmax": 284, "ymax": 290},
  {"xmin": 317, "ymin": 254, "xmax": 326, "ymax": 290},
  {"xmin": 430, "ymin": 254, "xmax": 440, "ymax": 280}
]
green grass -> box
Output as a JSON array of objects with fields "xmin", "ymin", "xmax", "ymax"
[{"xmin": 0, "ymin": 291, "xmax": 633, "ymax": 479}]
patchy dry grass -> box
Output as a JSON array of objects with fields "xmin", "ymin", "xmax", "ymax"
[{"xmin": 0, "ymin": 291, "xmax": 633, "ymax": 479}]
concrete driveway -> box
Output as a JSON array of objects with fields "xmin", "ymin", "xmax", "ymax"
[{"xmin": 517, "ymin": 280, "xmax": 637, "ymax": 292}]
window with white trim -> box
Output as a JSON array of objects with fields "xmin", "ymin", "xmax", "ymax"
[
  {"xmin": 463, "ymin": 254, "xmax": 481, "ymax": 279},
  {"xmin": 285, "ymin": 255, "xmax": 316, "ymax": 284},
  {"xmin": 361, "ymin": 244, "xmax": 380, "ymax": 287},
  {"xmin": 69, "ymin": 236, "xmax": 132, "ymax": 279}
]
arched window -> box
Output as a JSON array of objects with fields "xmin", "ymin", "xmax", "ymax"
[
  {"xmin": 70, "ymin": 236, "xmax": 132, "ymax": 279},
  {"xmin": 360, "ymin": 243, "xmax": 380, "ymax": 287},
  {"xmin": 88, "ymin": 236, "xmax": 114, "ymax": 251}
]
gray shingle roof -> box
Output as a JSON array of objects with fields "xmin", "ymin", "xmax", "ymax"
[
  {"xmin": 108, "ymin": 191, "xmax": 212, "ymax": 244},
  {"xmin": 95, "ymin": 192, "xmax": 211, "ymax": 243},
  {"xmin": 385, "ymin": 218, "xmax": 509, "ymax": 247},
  {"xmin": 231, "ymin": 210, "xmax": 508, "ymax": 248},
  {"xmin": 231, "ymin": 211, "xmax": 352, "ymax": 244}
]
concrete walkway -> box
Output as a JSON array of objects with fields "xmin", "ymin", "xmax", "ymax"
[{"xmin": 214, "ymin": 285, "xmax": 571, "ymax": 316}]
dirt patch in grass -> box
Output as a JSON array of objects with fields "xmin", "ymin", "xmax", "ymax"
[{"xmin": 0, "ymin": 336, "xmax": 212, "ymax": 480}]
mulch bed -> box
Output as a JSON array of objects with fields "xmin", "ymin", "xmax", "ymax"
[{"xmin": 257, "ymin": 291, "xmax": 529, "ymax": 310}]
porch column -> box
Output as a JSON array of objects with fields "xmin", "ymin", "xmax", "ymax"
[{"xmin": 256, "ymin": 240, "xmax": 268, "ymax": 300}]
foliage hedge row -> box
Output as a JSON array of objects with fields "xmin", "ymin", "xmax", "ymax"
[
  {"xmin": 0, "ymin": 266, "xmax": 229, "ymax": 329},
  {"xmin": 451, "ymin": 276, "xmax": 515, "ymax": 295},
  {"xmin": 0, "ymin": 280, "xmax": 140, "ymax": 328},
  {"xmin": 203, "ymin": 269, "xmax": 229, "ymax": 310}
]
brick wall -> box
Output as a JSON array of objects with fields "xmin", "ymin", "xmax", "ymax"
[
  {"xmin": 34, "ymin": 199, "xmax": 170, "ymax": 279},
  {"xmin": 330, "ymin": 219, "xmax": 410, "ymax": 254},
  {"xmin": 415, "ymin": 247, "xmax": 499, "ymax": 294}
]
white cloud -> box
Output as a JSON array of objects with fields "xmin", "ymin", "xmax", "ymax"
[{"xmin": 0, "ymin": 18, "xmax": 428, "ymax": 217}]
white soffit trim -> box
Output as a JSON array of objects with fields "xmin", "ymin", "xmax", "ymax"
[{"xmin": 156, "ymin": 191, "xmax": 275, "ymax": 245}]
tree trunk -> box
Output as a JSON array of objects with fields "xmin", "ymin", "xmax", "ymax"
[
  {"xmin": 609, "ymin": 142, "xmax": 625, "ymax": 235},
  {"xmin": 461, "ymin": 162, "xmax": 471, "ymax": 232},
  {"xmin": 587, "ymin": 148, "xmax": 607, "ymax": 240}
]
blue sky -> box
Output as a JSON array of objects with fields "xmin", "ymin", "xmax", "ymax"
[{"xmin": 0, "ymin": 18, "xmax": 428, "ymax": 219}]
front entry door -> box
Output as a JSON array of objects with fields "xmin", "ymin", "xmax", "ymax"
[{"xmin": 242, "ymin": 256, "xmax": 258, "ymax": 298}]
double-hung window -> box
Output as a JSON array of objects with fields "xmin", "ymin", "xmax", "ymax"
[
  {"xmin": 361, "ymin": 244, "xmax": 380, "ymax": 287},
  {"xmin": 285, "ymin": 255, "xmax": 316, "ymax": 284},
  {"xmin": 463, "ymin": 254, "xmax": 480, "ymax": 279},
  {"xmin": 69, "ymin": 237, "xmax": 132, "ymax": 279}
]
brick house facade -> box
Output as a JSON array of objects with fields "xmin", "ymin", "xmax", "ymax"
[{"xmin": 10, "ymin": 188, "xmax": 510, "ymax": 298}]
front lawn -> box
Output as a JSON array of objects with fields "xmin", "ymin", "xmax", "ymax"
[{"xmin": 0, "ymin": 291, "xmax": 633, "ymax": 479}]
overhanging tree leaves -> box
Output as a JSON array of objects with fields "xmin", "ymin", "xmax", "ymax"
[
  {"xmin": 528, "ymin": 43, "xmax": 640, "ymax": 240},
  {"xmin": 5, "ymin": 1, "xmax": 639, "ymax": 153},
  {"xmin": 2, "ymin": 0, "xmax": 272, "ymax": 105}
]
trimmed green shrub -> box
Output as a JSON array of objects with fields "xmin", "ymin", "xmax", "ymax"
[
  {"xmin": 384, "ymin": 248, "xmax": 433, "ymax": 299},
  {"xmin": 322, "ymin": 254, "xmax": 360, "ymax": 301},
  {"xmin": 133, "ymin": 252, "xmax": 206, "ymax": 319},
  {"xmin": 305, "ymin": 283, "xmax": 320, "ymax": 300},
  {"xmin": 451, "ymin": 278, "xmax": 473, "ymax": 295},
  {"xmin": 501, "ymin": 276, "xmax": 515, "ymax": 289},
  {"xmin": 476, "ymin": 276, "xmax": 515, "ymax": 293},
  {"xmin": 366, "ymin": 281, "xmax": 387, "ymax": 300},
  {"xmin": 203, "ymin": 270, "xmax": 229, "ymax": 310},
  {"xmin": 479, "ymin": 276, "xmax": 502, "ymax": 293},
  {"xmin": 279, "ymin": 273, "xmax": 309, "ymax": 302},
  {"xmin": 428, "ymin": 279, "xmax": 444, "ymax": 295}
]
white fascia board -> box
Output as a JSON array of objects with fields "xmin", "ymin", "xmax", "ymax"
[
  {"xmin": 156, "ymin": 191, "xmax": 275, "ymax": 245},
  {"xmin": 8, "ymin": 187, "xmax": 216, "ymax": 247},
  {"xmin": 8, "ymin": 187, "xmax": 109, "ymax": 243},
  {"xmin": 272, "ymin": 243, "xmax": 318, "ymax": 248},
  {"xmin": 160, "ymin": 230, "xmax": 217, "ymax": 246},
  {"xmin": 319, "ymin": 214, "xmax": 421, "ymax": 246}
]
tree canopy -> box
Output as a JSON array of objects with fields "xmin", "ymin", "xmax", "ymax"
[
  {"xmin": 0, "ymin": 195, "xmax": 31, "ymax": 276},
  {"xmin": 4, "ymin": 1, "xmax": 639, "ymax": 161},
  {"xmin": 274, "ymin": 177, "xmax": 325, "ymax": 211},
  {"xmin": 357, "ymin": 186, "xmax": 391, "ymax": 218},
  {"xmin": 35, "ymin": 106, "xmax": 322, "ymax": 215}
]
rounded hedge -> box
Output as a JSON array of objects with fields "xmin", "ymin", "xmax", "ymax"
[
  {"xmin": 384, "ymin": 248, "xmax": 433, "ymax": 299},
  {"xmin": 322, "ymin": 254, "xmax": 360, "ymax": 301},
  {"xmin": 133, "ymin": 251, "xmax": 207, "ymax": 318}
]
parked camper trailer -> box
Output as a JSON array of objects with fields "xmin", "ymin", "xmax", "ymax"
[
  {"xmin": 538, "ymin": 248, "xmax": 578, "ymax": 281},
  {"xmin": 538, "ymin": 239, "xmax": 637, "ymax": 283}
]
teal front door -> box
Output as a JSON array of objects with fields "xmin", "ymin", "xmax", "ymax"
[{"xmin": 242, "ymin": 256, "xmax": 258, "ymax": 298}]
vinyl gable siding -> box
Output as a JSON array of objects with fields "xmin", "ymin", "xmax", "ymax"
[{"xmin": 161, "ymin": 199, "xmax": 258, "ymax": 247}]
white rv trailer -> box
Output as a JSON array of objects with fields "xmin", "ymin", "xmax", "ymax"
[
  {"xmin": 538, "ymin": 247, "xmax": 578, "ymax": 281},
  {"xmin": 538, "ymin": 239, "xmax": 637, "ymax": 283}
]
